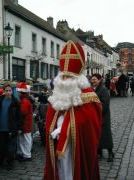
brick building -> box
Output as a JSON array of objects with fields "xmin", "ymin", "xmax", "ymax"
[{"xmin": 116, "ymin": 42, "xmax": 134, "ymax": 73}]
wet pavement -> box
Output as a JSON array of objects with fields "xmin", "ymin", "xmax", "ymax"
[
  {"xmin": 100, "ymin": 94, "xmax": 134, "ymax": 180},
  {"xmin": 0, "ymin": 139, "xmax": 44, "ymax": 180},
  {"xmin": 0, "ymin": 94, "xmax": 134, "ymax": 180}
]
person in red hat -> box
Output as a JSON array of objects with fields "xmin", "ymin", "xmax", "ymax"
[
  {"xmin": 16, "ymin": 82, "xmax": 33, "ymax": 161},
  {"xmin": 44, "ymin": 40, "xmax": 102, "ymax": 180}
]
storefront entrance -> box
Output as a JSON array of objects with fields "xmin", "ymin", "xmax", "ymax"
[{"xmin": 12, "ymin": 57, "xmax": 25, "ymax": 81}]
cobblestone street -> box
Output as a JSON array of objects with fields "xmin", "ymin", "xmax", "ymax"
[
  {"xmin": 0, "ymin": 95, "xmax": 134, "ymax": 180},
  {"xmin": 100, "ymin": 94, "xmax": 134, "ymax": 180}
]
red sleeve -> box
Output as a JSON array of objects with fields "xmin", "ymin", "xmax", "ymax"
[{"xmin": 20, "ymin": 99, "xmax": 31, "ymax": 116}]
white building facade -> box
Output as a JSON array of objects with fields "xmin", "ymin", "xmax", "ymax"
[
  {"xmin": 110, "ymin": 49, "xmax": 120, "ymax": 76},
  {"xmin": 1, "ymin": 0, "xmax": 66, "ymax": 81},
  {"xmin": 85, "ymin": 44, "xmax": 117, "ymax": 77},
  {"xmin": 0, "ymin": 0, "xmax": 118, "ymax": 82}
]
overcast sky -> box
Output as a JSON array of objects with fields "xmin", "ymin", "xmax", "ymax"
[{"xmin": 19, "ymin": 0, "xmax": 134, "ymax": 47}]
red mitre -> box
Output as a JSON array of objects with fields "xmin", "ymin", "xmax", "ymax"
[{"xmin": 59, "ymin": 40, "xmax": 85, "ymax": 76}]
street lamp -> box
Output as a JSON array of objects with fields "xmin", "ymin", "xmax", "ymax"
[
  {"xmin": 86, "ymin": 52, "xmax": 90, "ymax": 76},
  {"xmin": 4, "ymin": 23, "xmax": 13, "ymax": 80},
  {"xmin": 87, "ymin": 53, "xmax": 94, "ymax": 75}
]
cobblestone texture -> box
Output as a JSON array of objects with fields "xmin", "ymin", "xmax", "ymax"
[
  {"xmin": 100, "ymin": 95, "xmax": 134, "ymax": 180},
  {"xmin": 0, "ymin": 95, "xmax": 134, "ymax": 179}
]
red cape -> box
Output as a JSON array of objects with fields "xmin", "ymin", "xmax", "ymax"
[{"xmin": 44, "ymin": 88, "xmax": 102, "ymax": 180}]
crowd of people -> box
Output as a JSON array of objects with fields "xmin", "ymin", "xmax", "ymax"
[
  {"xmin": 0, "ymin": 82, "xmax": 33, "ymax": 170},
  {"xmin": 0, "ymin": 40, "xmax": 133, "ymax": 179},
  {"xmin": 104, "ymin": 72, "xmax": 134, "ymax": 97},
  {"xmin": 0, "ymin": 81, "xmax": 50, "ymax": 171}
]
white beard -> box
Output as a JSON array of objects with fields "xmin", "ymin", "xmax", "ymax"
[{"xmin": 48, "ymin": 73, "xmax": 90, "ymax": 111}]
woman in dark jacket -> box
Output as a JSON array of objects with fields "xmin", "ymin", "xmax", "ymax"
[
  {"xmin": 90, "ymin": 73, "xmax": 114, "ymax": 162},
  {"xmin": 0, "ymin": 83, "xmax": 21, "ymax": 170}
]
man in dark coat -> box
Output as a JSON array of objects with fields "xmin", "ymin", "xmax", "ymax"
[
  {"xmin": 90, "ymin": 73, "xmax": 114, "ymax": 162},
  {"xmin": 130, "ymin": 76, "xmax": 134, "ymax": 96},
  {"xmin": 0, "ymin": 83, "xmax": 21, "ymax": 170},
  {"xmin": 117, "ymin": 73, "xmax": 128, "ymax": 97},
  {"xmin": 105, "ymin": 74, "xmax": 111, "ymax": 90},
  {"xmin": 37, "ymin": 86, "xmax": 49, "ymax": 146}
]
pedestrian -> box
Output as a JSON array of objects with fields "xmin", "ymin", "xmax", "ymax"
[
  {"xmin": 117, "ymin": 73, "xmax": 128, "ymax": 97},
  {"xmin": 105, "ymin": 73, "xmax": 111, "ymax": 90},
  {"xmin": 90, "ymin": 73, "xmax": 114, "ymax": 162},
  {"xmin": 37, "ymin": 86, "xmax": 49, "ymax": 146},
  {"xmin": 50, "ymin": 78, "xmax": 54, "ymax": 90},
  {"xmin": 0, "ymin": 83, "xmax": 21, "ymax": 170},
  {"xmin": 44, "ymin": 40, "xmax": 102, "ymax": 180},
  {"xmin": 38, "ymin": 86, "xmax": 49, "ymax": 104},
  {"xmin": 110, "ymin": 76, "xmax": 118, "ymax": 96},
  {"xmin": 17, "ymin": 82, "xmax": 33, "ymax": 161},
  {"xmin": 130, "ymin": 76, "xmax": 134, "ymax": 96}
]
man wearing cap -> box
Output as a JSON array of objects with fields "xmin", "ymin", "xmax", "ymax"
[
  {"xmin": 17, "ymin": 82, "xmax": 33, "ymax": 161},
  {"xmin": 44, "ymin": 40, "xmax": 102, "ymax": 180}
]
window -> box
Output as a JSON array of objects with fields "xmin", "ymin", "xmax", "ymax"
[
  {"xmin": 32, "ymin": 33, "xmax": 37, "ymax": 52},
  {"xmin": 15, "ymin": 25, "xmax": 21, "ymax": 47},
  {"xmin": 54, "ymin": 65, "xmax": 59, "ymax": 76},
  {"xmin": 50, "ymin": 64, "xmax": 54, "ymax": 78},
  {"xmin": 30, "ymin": 61, "xmax": 39, "ymax": 79},
  {"xmin": 56, "ymin": 44, "xmax": 60, "ymax": 59},
  {"xmin": 51, "ymin": 41, "xmax": 54, "ymax": 58},
  {"xmin": 50, "ymin": 65, "xmax": 59, "ymax": 78},
  {"xmin": 41, "ymin": 62, "xmax": 48, "ymax": 79},
  {"xmin": 42, "ymin": 38, "xmax": 46, "ymax": 55},
  {"xmin": 12, "ymin": 58, "xmax": 25, "ymax": 81}
]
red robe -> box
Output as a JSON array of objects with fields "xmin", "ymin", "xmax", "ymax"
[
  {"xmin": 44, "ymin": 88, "xmax": 102, "ymax": 180},
  {"xmin": 20, "ymin": 95, "xmax": 33, "ymax": 133}
]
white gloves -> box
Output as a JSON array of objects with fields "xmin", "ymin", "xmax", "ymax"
[
  {"xmin": 51, "ymin": 115, "xmax": 64, "ymax": 140},
  {"xmin": 51, "ymin": 127, "xmax": 61, "ymax": 139}
]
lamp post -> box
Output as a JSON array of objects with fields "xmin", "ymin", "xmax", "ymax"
[
  {"xmin": 87, "ymin": 52, "xmax": 90, "ymax": 76},
  {"xmin": 4, "ymin": 23, "xmax": 13, "ymax": 80},
  {"xmin": 91, "ymin": 58, "xmax": 93, "ymax": 75}
]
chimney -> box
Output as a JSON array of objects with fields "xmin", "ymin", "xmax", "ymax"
[
  {"xmin": 56, "ymin": 20, "xmax": 69, "ymax": 34},
  {"xmin": 10, "ymin": 0, "xmax": 18, "ymax": 5},
  {"xmin": 47, "ymin": 17, "xmax": 54, "ymax": 27}
]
